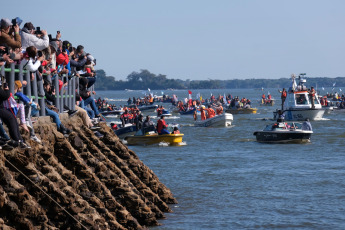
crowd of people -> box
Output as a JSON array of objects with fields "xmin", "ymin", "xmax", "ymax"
[{"xmin": 0, "ymin": 17, "xmax": 101, "ymax": 149}]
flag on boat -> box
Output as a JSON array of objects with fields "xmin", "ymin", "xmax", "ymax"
[{"xmin": 188, "ymin": 90, "xmax": 192, "ymax": 106}]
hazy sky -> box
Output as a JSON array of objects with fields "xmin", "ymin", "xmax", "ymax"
[{"xmin": 3, "ymin": 0, "xmax": 345, "ymax": 80}]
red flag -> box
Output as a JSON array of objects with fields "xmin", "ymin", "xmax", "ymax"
[{"xmin": 188, "ymin": 90, "xmax": 192, "ymax": 105}]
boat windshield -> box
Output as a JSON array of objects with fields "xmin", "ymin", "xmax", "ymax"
[{"xmin": 295, "ymin": 94, "xmax": 308, "ymax": 105}]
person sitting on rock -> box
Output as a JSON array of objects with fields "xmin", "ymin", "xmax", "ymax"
[{"xmin": 43, "ymin": 81, "xmax": 71, "ymax": 135}]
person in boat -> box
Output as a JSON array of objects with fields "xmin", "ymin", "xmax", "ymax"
[
  {"xmin": 200, "ymin": 106, "xmax": 207, "ymax": 120},
  {"xmin": 206, "ymin": 105, "xmax": 215, "ymax": 119},
  {"xmin": 171, "ymin": 127, "xmax": 180, "ymax": 134},
  {"xmin": 120, "ymin": 109, "xmax": 130, "ymax": 126},
  {"xmin": 142, "ymin": 115, "xmax": 156, "ymax": 134},
  {"xmin": 193, "ymin": 109, "xmax": 198, "ymax": 121},
  {"xmin": 135, "ymin": 110, "xmax": 143, "ymax": 130},
  {"xmin": 308, "ymin": 86, "xmax": 316, "ymax": 109},
  {"xmin": 278, "ymin": 88, "xmax": 287, "ymax": 110},
  {"xmin": 157, "ymin": 115, "xmax": 170, "ymax": 135},
  {"xmin": 261, "ymin": 94, "xmax": 266, "ymax": 104},
  {"xmin": 277, "ymin": 110, "xmax": 285, "ymax": 122},
  {"xmin": 302, "ymin": 118, "xmax": 312, "ymax": 131},
  {"xmin": 110, "ymin": 123, "xmax": 118, "ymax": 131},
  {"xmin": 127, "ymin": 97, "xmax": 132, "ymax": 105},
  {"xmin": 216, "ymin": 103, "xmax": 223, "ymax": 115}
]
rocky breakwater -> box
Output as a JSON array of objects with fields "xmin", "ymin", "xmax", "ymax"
[{"xmin": 0, "ymin": 115, "xmax": 177, "ymax": 229}]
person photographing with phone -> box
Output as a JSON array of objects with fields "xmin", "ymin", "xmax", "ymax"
[
  {"xmin": 0, "ymin": 18, "xmax": 21, "ymax": 49},
  {"xmin": 20, "ymin": 22, "xmax": 49, "ymax": 51}
]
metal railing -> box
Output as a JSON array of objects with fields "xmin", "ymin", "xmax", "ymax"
[{"xmin": 0, "ymin": 63, "xmax": 76, "ymax": 116}]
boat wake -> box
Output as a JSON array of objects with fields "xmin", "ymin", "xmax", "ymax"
[
  {"xmin": 103, "ymin": 115, "xmax": 119, "ymax": 118},
  {"xmin": 158, "ymin": 142, "xmax": 170, "ymax": 147},
  {"xmin": 314, "ymin": 117, "xmax": 330, "ymax": 121}
]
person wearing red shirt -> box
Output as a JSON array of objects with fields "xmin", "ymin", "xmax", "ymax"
[{"xmin": 157, "ymin": 116, "xmax": 169, "ymax": 135}]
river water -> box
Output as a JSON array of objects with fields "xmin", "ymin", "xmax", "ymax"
[{"xmin": 97, "ymin": 88, "xmax": 345, "ymax": 230}]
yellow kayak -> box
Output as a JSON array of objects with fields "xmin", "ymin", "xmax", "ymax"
[
  {"xmin": 125, "ymin": 133, "xmax": 184, "ymax": 145},
  {"xmin": 225, "ymin": 108, "xmax": 257, "ymax": 114}
]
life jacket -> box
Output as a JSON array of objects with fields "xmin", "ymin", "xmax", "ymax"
[
  {"xmin": 282, "ymin": 91, "xmax": 287, "ymax": 98},
  {"xmin": 309, "ymin": 89, "xmax": 315, "ymax": 97},
  {"xmin": 111, "ymin": 124, "xmax": 118, "ymax": 130},
  {"xmin": 262, "ymin": 94, "xmax": 266, "ymax": 99},
  {"xmin": 207, "ymin": 108, "xmax": 215, "ymax": 118},
  {"xmin": 157, "ymin": 119, "xmax": 167, "ymax": 134}
]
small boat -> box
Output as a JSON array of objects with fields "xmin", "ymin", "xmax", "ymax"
[
  {"xmin": 128, "ymin": 104, "xmax": 158, "ymax": 111},
  {"xmin": 253, "ymin": 121, "xmax": 313, "ymax": 143},
  {"xmin": 114, "ymin": 124, "xmax": 138, "ymax": 138},
  {"xmin": 157, "ymin": 109, "xmax": 172, "ymax": 117},
  {"xmin": 100, "ymin": 109, "xmax": 124, "ymax": 116},
  {"xmin": 273, "ymin": 74, "xmax": 325, "ymax": 121},
  {"xmin": 179, "ymin": 108, "xmax": 196, "ymax": 115},
  {"xmin": 194, "ymin": 113, "xmax": 233, "ymax": 127},
  {"xmin": 125, "ymin": 132, "xmax": 184, "ymax": 145},
  {"xmin": 225, "ymin": 107, "xmax": 257, "ymax": 114}
]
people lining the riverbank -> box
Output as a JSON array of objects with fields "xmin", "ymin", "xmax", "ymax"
[{"xmin": 0, "ymin": 17, "xmax": 100, "ymax": 149}]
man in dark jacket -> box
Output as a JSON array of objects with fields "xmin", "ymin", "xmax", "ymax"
[{"xmin": 0, "ymin": 83, "xmax": 30, "ymax": 149}]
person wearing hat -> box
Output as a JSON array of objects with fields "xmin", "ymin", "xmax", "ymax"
[
  {"xmin": 20, "ymin": 22, "xmax": 49, "ymax": 51},
  {"xmin": 0, "ymin": 18, "xmax": 21, "ymax": 49},
  {"xmin": 157, "ymin": 115, "xmax": 169, "ymax": 135}
]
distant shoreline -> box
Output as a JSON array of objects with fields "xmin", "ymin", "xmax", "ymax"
[{"xmin": 95, "ymin": 69, "xmax": 345, "ymax": 90}]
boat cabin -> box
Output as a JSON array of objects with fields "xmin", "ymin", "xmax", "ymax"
[{"xmin": 284, "ymin": 77, "xmax": 321, "ymax": 110}]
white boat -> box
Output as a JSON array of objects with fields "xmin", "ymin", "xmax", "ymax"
[
  {"xmin": 273, "ymin": 74, "xmax": 325, "ymax": 121},
  {"xmin": 194, "ymin": 113, "xmax": 233, "ymax": 127}
]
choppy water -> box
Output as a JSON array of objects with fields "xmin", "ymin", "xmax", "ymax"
[{"xmin": 97, "ymin": 89, "xmax": 345, "ymax": 229}]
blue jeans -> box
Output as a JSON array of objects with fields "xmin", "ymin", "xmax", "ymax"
[
  {"xmin": 45, "ymin": 107, "xmax": 61, "ymax": 129},
  {"xmin": 83, "ymin": 96, "xmax": 99, "ymax": 116},
  {"xmin": 0, "ymin": 122, "xmax": 10, "ymax": 140},
  {"xmin": 159, "ymin": 129, "xmax": 170, "ymax": 135},
  {"xmin": 80, "ymin": 100, "xmax": 95, "ymax": 119}
]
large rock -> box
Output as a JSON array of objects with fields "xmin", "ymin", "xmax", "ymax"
[{"xmin": 0, "ymin": 115, "xmax": 177, "ymax": 229}]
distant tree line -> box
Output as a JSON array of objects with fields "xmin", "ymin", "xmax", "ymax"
[{"xmin": 94, "ymin": 69, "xmax": 345, "ymax": 90}]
